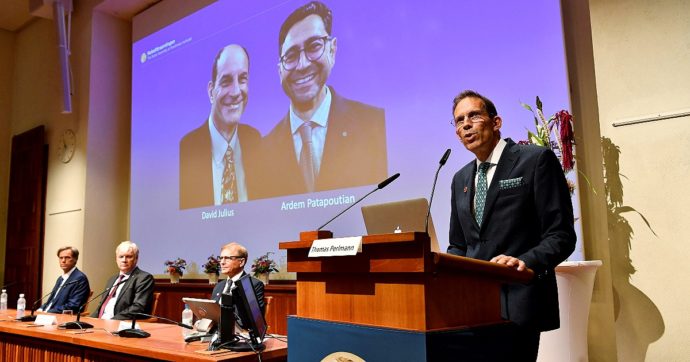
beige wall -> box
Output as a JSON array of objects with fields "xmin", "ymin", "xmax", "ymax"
[
  {"xmin": 0, "ymin": 0, "xmax": 131, "ymax": 313},
  {"xmin": 589, "ymin": 0, "xmax": 690, "ymax": 360}
]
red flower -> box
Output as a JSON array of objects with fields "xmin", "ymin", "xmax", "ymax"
[{"xmin": 555, "ymin": 110, "xmax": 574, "ymax": 171}]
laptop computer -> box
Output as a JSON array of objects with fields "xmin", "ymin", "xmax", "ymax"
[{"xmin": 361, "ymin": 198, "xmax": 440, "ymax": 252}]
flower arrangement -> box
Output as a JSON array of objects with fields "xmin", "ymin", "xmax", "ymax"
[
  {"xmin": 251, "ymin": 252, "xmax": 279, "ymax": 276},
  {"xmin": 520, "ymin": 96, "xmax": 577, "ymax": 195},
  {"xmin": 202, "ymin": 254, "xmax": 221, "ymax": 275},
  {"xmin": 164, "ymin": 257, "xmax": 187, "ymax": 276}
]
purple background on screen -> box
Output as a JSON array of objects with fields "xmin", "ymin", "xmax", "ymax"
[{"xmin": 131, "ymin": 0, "xmax": 581, "ymax": 273}]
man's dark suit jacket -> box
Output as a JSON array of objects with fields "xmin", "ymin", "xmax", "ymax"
[
  {"xmin": 179, "ymin": 122, "xmax": 264, "ymax": 209},
  {"xmin": 90, "ymin": 267, "xmax": 154, "ymax": 320},
  {"xmin": 211, "ymin": 271, "xmax": 266, "ymax": 314},
  {"xmin": 40, "ymin": 268, "xmax": 90, "ymax": 314},
  {"xmin": 262, "ymin": 87, "xmax": 387, "ymax": 198},
  {"xmin": 448, "ymin": 138, "xmax": 576, "ymax": 332}
]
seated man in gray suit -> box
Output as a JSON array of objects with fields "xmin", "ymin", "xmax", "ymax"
[
  {"xmin": 38, "ymin": 246, "xmax": 90, "ymax": 314},
  {"xmin": 91, "ymin": 241, "xmax": 154, "ymax": 320}
]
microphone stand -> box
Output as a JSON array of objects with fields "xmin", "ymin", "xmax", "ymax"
[
  {"xmin": 59, "ymin": 278, "xmax": 128, "ymax": 330},
  {"xmin": 19, "ymin": 279, "xmax": 81, "ymax": 322},
  {"xmin": 317, "ymin": 173, "xmax": 400, "ymax": 231},
  {"xmin": 426, "ymin": 149, "xmax": 451, "ymax": 233},
  {"xmin": 117, "ymin": 315, "xmax": 150, "ymax": 338},
  {"xmin": 132, "ymin": 312, "xmax": 193, "ymax": 329}
]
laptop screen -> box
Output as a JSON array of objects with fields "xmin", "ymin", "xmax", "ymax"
[{"xmin": 361, "ymin": 198, "xmax": 440, "ymax": 252}]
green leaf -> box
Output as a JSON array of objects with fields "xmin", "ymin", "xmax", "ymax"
[
  {"xmin": 536, "ymin": 96, "xmax": 543, "ymax": 112},
  {"xmin": 521, "ymin": 102, "xmax": 533, "ymax": 112},
  {"xmin": 527, "ymin": 130, "xmax": 544, "ymax": 146}
]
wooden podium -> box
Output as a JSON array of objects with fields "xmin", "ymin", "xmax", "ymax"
[{"xmin": 279, "ymin": 230, "xmax": 534, "ymax": 360}]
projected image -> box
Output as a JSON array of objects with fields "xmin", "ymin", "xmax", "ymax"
[
  {"xmin": 264, "ymin": 1, "xmax": 387, "ymax": 198},
  {"xmin": 131, "ymin": 0, "xmax": 578, "ymax": 273},
  {"xmin": 179, "ymin": 45, "xmax": 264, "ymax": 209}
]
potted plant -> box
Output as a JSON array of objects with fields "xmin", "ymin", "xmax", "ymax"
[
  {"xmin": 251, "ymin": 252, "xmax": 279, "ymax": 285},
  {"xmin": 163, "ymin": 257, "xmax": 187, "ymax": 284},
  {"xmin": 202, "ymin": 254, "xmax": 221, "ymax": 284}
]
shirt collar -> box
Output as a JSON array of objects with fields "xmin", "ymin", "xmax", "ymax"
[
  {"xmin": 289, "ymin": 86, "xmax": 332, "ymax": 134},
  {"xmin": 208, "ymin": 118, "xmax": 239, "ymax": 165},
  {"xmin": 228, "ymin": 270, "xmax": 244, "ymax": 283},
  {"xmin": 475, "ymin": 138, "xmax": 507, "ymax": 168},
  {"xmin": 62, "ymin": 266, "xmax": 77, "ymax": 279}
]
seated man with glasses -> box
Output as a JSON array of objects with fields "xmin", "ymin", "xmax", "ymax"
[
  {"xmin": 211, "ymin": 242, "xmax": 265, "ymax": 314},
  {"xmin": 263, "ymin": 1, "xmax": 388, "ymax": 197}
]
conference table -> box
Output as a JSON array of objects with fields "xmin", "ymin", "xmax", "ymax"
[{"xmin": 0, "ymin": 310, "xmax": 287, "ymax": 361}]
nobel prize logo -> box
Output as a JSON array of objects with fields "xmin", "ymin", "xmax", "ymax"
[
  {"xmin": 140, "ymin": 52, "xmax": 147, "ymax": 63},
  {"xmin": 321, "ymin": 351, "xmax": 365, "ymax": 362}
]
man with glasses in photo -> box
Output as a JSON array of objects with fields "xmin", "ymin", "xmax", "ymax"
[
  {"xmin": 447, "ymin": 90, "xmax": 576, "ymax": 360},
  {"xmin": 179, "ymin": 44, "xmax": 264, "ymax": 209},
  {"xmin": 263, "ymin": 1, "xmax": 387, "ymax": 197},
  {"xmin": 211, "ymin": 242, "xmax": 265, "ymax": 314}
]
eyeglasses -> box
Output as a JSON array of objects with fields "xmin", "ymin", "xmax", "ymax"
[
  {"xmin": 451, "ymin": 113, "xmax": 488, "ymax": 128},
  {"xmin": 279, "ymin": 35, "xmax": 333, "ymax": 71},
  {"xmin": 218, "ymin": 256, "xmax": 245, "ymax": 262}
]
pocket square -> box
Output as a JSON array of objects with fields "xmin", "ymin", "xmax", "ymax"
[{"xmin": 499, "ymin": 177, "xmax": 523, "ymax": 190}]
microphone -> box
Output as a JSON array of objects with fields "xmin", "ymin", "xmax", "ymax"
[
  {"xmin": 317, "ymin": 173, "xmax": 400, "ymax": 231},
  {"xmin": 131, "ymin": 312, "xmax": 193, "ymax": 329},
  {"xmin": 18, "ymin": 279, "xmax": 81, "ymax": 322},
  {"xmin": 425, "ymin": 149, "xmax": 451, "ymax": 233},
  {"xmin": 117, "ymin": 314, "xmax": 151, "ymax": 338},
  {"xmin": 59, "ymin": 277, "xmax": 128, "ymax": 330}
]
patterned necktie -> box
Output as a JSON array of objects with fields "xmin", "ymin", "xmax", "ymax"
[
  {"xmin": 299, "ymin": 121, "xmax": 316, "ymax": 192},
  {"xmin": 98, "ymin": 274, "xmax": 124, "ymax": 318},
  {"xmin": 475, "ymin": 162, "xmax": 491, "ymax": 226},
  {"xmin": 221, "ymin": 143, "xmax": 238, "ymax": 203}
]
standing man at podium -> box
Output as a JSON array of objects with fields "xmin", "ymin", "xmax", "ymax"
[{"xmin": 447, "ymin": 90, "xmax": 575, "ymax": 360}]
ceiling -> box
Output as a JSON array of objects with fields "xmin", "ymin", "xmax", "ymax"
[{"xmin": 0, "ymin": 0, "xmax": 161, "ymax": 32}]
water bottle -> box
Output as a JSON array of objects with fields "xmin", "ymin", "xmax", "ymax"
[
  {"xmin": 16, "ymin": 293, "xmax": 26, "ymax": 318},
  {"xmin": 0, "ymin": 289, "xmax": 7, "ymax": 311},
  {"xmin": 181, "ymin": 304, "xmax": 194, "ymax": 336}
]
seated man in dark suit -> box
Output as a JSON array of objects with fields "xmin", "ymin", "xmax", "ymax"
[
  {"xmin": 91, "ymin": 241, "xmax": 154, "ymax": 320},
  {"xmin": 38, "ymin": 246, "xmax": 90, "ymax": 314},
  {"xmin": 211, "ymin": 242, "xmax": 265, "ymax": 315}
]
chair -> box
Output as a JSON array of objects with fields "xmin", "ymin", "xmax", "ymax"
[
  {"xmin": 139, "ymin": 292, "xmax": 161, "ymax": 323},
  {"xmin": 80, "ymin": 290, "xmax": 94, "ymax": 316}
]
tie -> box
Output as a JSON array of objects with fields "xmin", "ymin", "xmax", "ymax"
[
  {"xmin": 475, "ymin": 162, "xmax": 491, "ymax": 226},
  {"xmin": 221, "ymin": 143, "xmax": 238, "ymax": 203},
  {"xmin": 45, "ymin": 277, "xmax": 63, "ymax": 311},
  {"xmin": 299, "ymin": 121, "xmax": 317, "ymax": 192},
  {"xmin": 98, "ymin": 274, "xmax": 124, "ymax": 318},
  {"xmin": 223, "ymin": 279, "xmax": 234, "ymax": 295}
]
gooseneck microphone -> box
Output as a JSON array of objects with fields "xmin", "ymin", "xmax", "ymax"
[
  {"xmin": 425, "ymin": 149, "xmax": 451, "ymax": 233},
  {"xmin": 19, "ymin": 279, "xmax": 81, "ymax": 322},
  {"xmin": 317, "ymin": 173, "xmax": 401, "ymax": 231},
  {"xmin": 117, "ymin": 314, "xmax": 151, "ymax": 338},
  {"xmin": 59, "ymin": 277, "xmax": 128, "ymax": 330},
  {"xmin": 131, "ymin": 312, "xmax": 193, "ymax": 329}
]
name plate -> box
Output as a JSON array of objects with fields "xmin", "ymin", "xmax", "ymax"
[
  {"xmin": 308, "ymin": 237, "xmax": 362, "ymax": 257},
  {"xmin": 34, "ymin": 314, "xmax": 57, "ymax": 326}
]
